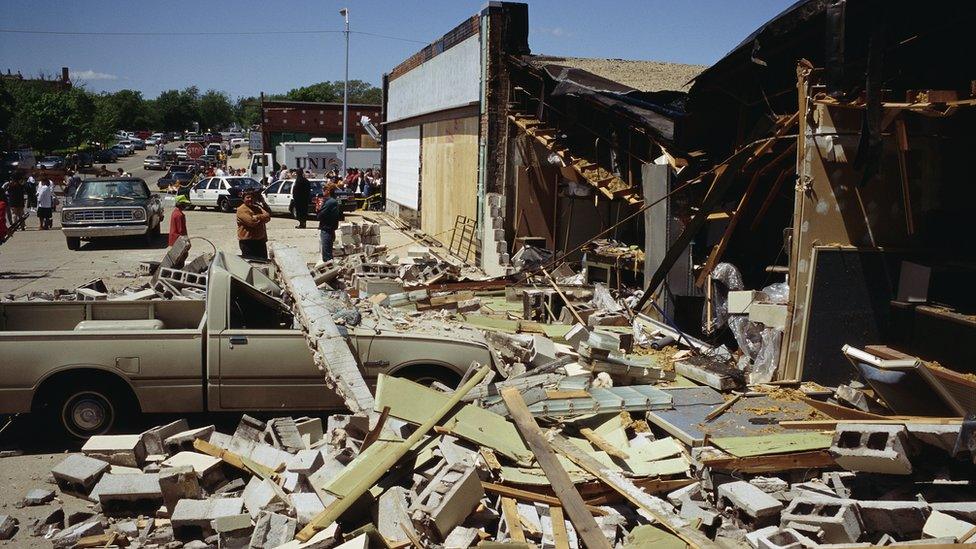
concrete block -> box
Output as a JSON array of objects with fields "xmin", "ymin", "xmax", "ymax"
[
  {"xmin": 376, "ymin": 486, "xmax": 413, "ymax": 544},
  {"xmin": 82, "ymin": 434, "xmax": 146, "ymax": 467},
  {"xmin": 296, "ymin": 417, "xmax": 323, "ymax": 446},
  {"xmin": 286, "ymin": 449, "xmax": 323, "ymax": 476},
  {"xmin": 243, "ymin": 477, "xmax": 279, "ymax": 519},
  {"xmin": 161, "ymin": 451, "xmax": 224, "ymax": 487},
  {"xmin": 249, "ymin": 511, "xmax": 296, "ymax": 549},
  {"xmin": 290, "ymin": 493, "xmax": 325, "ymax": 526},
  {"xmin": 746, "ymin": 525, "xmax": 781, "ymax": 549},
  {"xmin": 931, "ymin": 502, "xmax": 976, "ymax": 523},
  {"xmin": 905, "ymin": 423, "xmax": 962, "ymax": 453},
  {"xmin": 141, "ymin": 419, "xmax": 190, "ymax": 456},
  {"xmin": 781, "ymin": 497, "xmax": 863, "ymax": 543},
  {"xmin": 171, "ymin": 497, "xmax": 244, "ymax": 540},
  {"xmin": 565, "ymin": 323, "xmax": 589, "ymax": 350},
  {"xmin": 749, "ymin": 303, "xmax": 788, "ymax": 329},
  {"xmin": 164, "ymin": 425, "xmax": 215, "ymax": 454},
  {"xmin": 755, "ymin": 527, "xmax": 817, "ymax": 549},
  {"xmin": 681, "ymin": 500, "xmax": 720, "ymax": 528},
  {"xmin": 922, "ymin": 510, "xmax": 976, "ymax": 542},
  {"xmin": 212, "ymin": 513, "xmax": 253, "ymax": 549},
  {"xmin": 158, "ymin": 465, "xmax": 201, "ymax": 514},
  {"xmin": 718, "ymin": 481, "xmax": 784, "ymax": 521},
  {"xmin": 750, "ymin": 477, "xmax": 789, "ymax": 494},
  {"xmin": 830, "ymin": 424, "xmax": 913, "ymax": 475},
  {"xmin": 233, "ymin": 414, "xmax": 266, "ymax": 441},
  {"xmin": 76, "ymin": 287, "xmax": 107, "ymax": 300},
  {"xmin": 23, "ymin": 487, "xmax": 55, "ymax": 506},
  {"xmin": 90, "ymin": 472, "xmax": 162, "ymax": 516},
  {"xmin": 51, "ymin": 454, "xmax": 110, "ymax": 498},
  {"xmin": 410, "ymin": 464, "xmax": 485, "ymax": 538},
  {"xmin": 667, "ymin": 481, "xmax": 703, "ymax": 507},
  {"xmin": 443, "ymin": 525, "xmax": 481, "ymax": 548},
  {"xmin": 856, "ymin": 500, "xmax": 930, "ymax": 538},
  {"xmin": 728, "ymin": 290, "xmax": 761, "ymax": 314}
]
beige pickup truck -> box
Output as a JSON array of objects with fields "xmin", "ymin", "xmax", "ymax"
[{"xmin": 0, "ymin": 253, "xmax": 493, "ymax": 438}]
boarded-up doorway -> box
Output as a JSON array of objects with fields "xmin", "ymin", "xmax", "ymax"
[{"xmin": 421, "ymin": 117, "xmax": 479, "ymax": 245}]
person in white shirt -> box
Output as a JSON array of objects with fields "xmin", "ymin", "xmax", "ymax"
[
  {"xmin": 36, "ymin": 179, "xmax": 54, "ymax": 230},
  {"xmin": 215, "ymin": 167, "xmax": 226, "ymax": 176}
]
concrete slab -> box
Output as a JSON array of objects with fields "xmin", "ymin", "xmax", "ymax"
[
  {"xmin": 718, "ymin": 481, "xmax": 784, "ymax": 521},
  {"xmin": 81, "ymin": 434, "xmax": 146, "ymax": 467}
]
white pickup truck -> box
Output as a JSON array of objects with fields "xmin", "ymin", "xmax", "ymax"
[{"xmin": 0, "ymin": 253, "xmax": 494, "ymax": 438}]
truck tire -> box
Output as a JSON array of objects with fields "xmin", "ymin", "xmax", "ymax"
[
  {"xmin": 394, "ymin": 364, "xmax": 462, "ymax": 389},
  {"xmin": 58, "ymin": 388, "xmax": 118, "ymax": 439},
  {"xmin": 218, "ymin": 197, "xmax": 232, "ymax": 213},
  {"xmin": 65, "ymin": 236, "xmax": 81, "ymax": 250}
]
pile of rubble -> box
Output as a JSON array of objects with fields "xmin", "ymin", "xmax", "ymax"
[
  {"xmin": 333, "ymin": 221, "xmax": 382, "ymax": 258},
  {"xmin": 5, "ymin": 256, "xmax": 974, "ymax": 548},
  {"xmin": 1, "ymin": 237, "xmax": 213, "ymax": 302}
]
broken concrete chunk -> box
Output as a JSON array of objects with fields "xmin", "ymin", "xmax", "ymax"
[
  {"xmin": 243, "ymin": 477, "xmax": 280, "ymax": 519},
  {"xmin": 780, "ymin": 497, "xmax": 862, "ymax": 543},
  {"xmin": 164, "ymin": 425, "xmax": 215, "ymax": 454},
  {"xmin": 376, "ymin": 486, "xmax": 413, "ymax": 544},
  {"xmin": 90, "ymin": 473, "xmax": 162, "ymax": 516},
  {"xmin": 829, "ymin": 424, "xmax": 913, "ymax": 475},
  {"xmin": 0, "ymin": 515, "xmax": 17, "ymax": 540},
  {"xmin": 922, "ymin": 510, "xmax": 976, "ymax": 542},
  {"xmin": 212, "ymin": 513, "xmax": 253, "ymax": 549},
  {"xmin": 158, "ymin": 465, "xmax": 202, "ymax": 512},
  {"xmin": 718, "ymin": 481, "xmax": 784, "ymax": 521},
  {"xmin": 161, "ymin": 451, "xmax": 224, "ymax": 487},
  {"xmin": 23, "ymin": 487, "xmax": 55, "ymax": 506},
  {"xmin": 290, "ymin": 493, "xmax": 325, "ymax": 526},
  {"xmin": 141, "ymin": 419, "xmax": 190, "ymax": 456},
  {"xmin": 81, "ymin": 434, "xmax": 146, "ymax": 467},
  {"xmin": 234, "ymin": 414, "xmax": 266, "ymax": 442},
  {"xmin": 249, "ymin": 511, "xmax": 296, "ymax": 549}
]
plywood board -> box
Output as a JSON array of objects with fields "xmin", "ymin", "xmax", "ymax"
[{"xmin": 421, "ymin": 117, "xmax": 479, "ymax": 250}]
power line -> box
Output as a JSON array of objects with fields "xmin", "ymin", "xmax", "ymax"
[{"xmin": 0, "ymin": 28, "xmax": 427, "ymax": 44}]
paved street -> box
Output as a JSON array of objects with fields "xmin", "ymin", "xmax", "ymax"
[{"xmin": 0, "ymin": 146, "xmax": 394, "ymax": 296}]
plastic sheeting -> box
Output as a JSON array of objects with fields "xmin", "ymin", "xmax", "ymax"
[
  {"xmin": 704, "ymin": 262, "xmax": 744, "ymax": 334},
  {"xmin": 592, "ymin": 283, "xmax": 623, "ymax": 313}
]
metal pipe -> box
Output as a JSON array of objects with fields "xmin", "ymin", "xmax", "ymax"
[{"xmin": 340, "ymin": 7, "xmax": 350, "ymax": 172}]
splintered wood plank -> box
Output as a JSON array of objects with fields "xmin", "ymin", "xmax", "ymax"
[
  {"xmin": 501, "ymin": 388, "xmax": 611, "ymax": 549},
  {"xmin": 270, "ymin": 244, "xmax": 374, "ymax": 414},
  {"xmin": 501, "ymin": 496, "xmax": 527, "ymax": 543},
  {"xmin": 579, "ymin": 427, "xmax": 630, "ymax": 459},
  {"xmin": 550, "ymin": 506, "xmax": 571, "ymax": 549}
]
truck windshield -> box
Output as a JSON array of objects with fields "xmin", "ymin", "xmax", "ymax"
[{"xmin": 76, "ymin": 180, "xmax": 151, "ymax": 200}]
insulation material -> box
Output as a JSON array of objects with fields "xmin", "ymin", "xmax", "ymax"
[{"xmin": 386, "ymin": 126, "xmax": 421, "ymax": 210}]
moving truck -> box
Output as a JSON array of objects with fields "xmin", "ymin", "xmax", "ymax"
[
  {"xmin": 247, "ymin": 139, "xmax": 380, "ymax": 181},
  {"xmin": 0, "ymin": 253, "xmax": 493, "ymax": 439}
]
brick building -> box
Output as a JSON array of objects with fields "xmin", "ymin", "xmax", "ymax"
[{"xmin": 259, "ymin": 96, "xmax": 381, "ymax": 153}]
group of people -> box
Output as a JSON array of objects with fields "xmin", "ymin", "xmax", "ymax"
[{"xmin": 0, "ymin": 174, "xmax": 59, "ymax": 238}]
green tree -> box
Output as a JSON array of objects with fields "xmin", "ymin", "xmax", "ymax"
[
  {"xmin": 104, "ymin": 89, "xmax": 152, "ymax": 130},
  {"xmin": 8, "ymin": 87, "xmax": 78, "ymax": 153},
  {"xmin": 199, "ymin": 90, "xmax": 234, "ymax": 131},
  {"xmin": 234, "ymin": 96, "xmax": 262, "ymax": 128},
  {"xmin": 279, "ymin": 80, "xmax": 381, "ymax": 104},
  {"xmin": 155, "ymin": 87, "xmax": 200, "ymax": 131},
  {"xmin": 0, "ymin": 82, "xmax": 14, "ymax": 146}
]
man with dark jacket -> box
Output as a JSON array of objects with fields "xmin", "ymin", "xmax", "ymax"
[
  {"xmin": 317, "ymin": 184, "xmax": 343, "ymax": 262},
  {"xmin": 293, "ymin": 169, "xmax": 311, "ymax": 229}
]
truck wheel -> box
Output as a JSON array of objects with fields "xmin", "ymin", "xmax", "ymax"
[
  {"xmin": 218, "ymin": 197, "xmax": 232, "ymax": 213},
  {"xmin": 66, "ymin": 236, "xmax": 81, "ymax": 250},
  {"xmin": 59, "ymin": 389, "xmax": 117, "ymax": 439}
]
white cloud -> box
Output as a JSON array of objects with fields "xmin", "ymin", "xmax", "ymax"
[
  {"xmin": 72, "ymin": 69, "xmax": 119, "ymax": 81},
  {"xmin": 535, "ymin": 26, "xmax": 572, "ymax": 38}
]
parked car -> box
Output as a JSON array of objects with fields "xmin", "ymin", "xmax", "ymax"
[
  {"xmin": 160, "ymin": 150, "xmax": 179, "ymax": 167},
  {"xmin": 186, "ymin": 175, "xmax": 262, "ymax": 212},
  {"xmin": 93, "ymin": 149, "xmax": 119, "ymax": 163},
  {"xmin": 230, "ymin": 137, "xmax": 247, "ymax": 149},
  {"xmin": 36, "ymin": 155, "xmax": 65, "ymax": 170},
  {"xmin": 175, "ymin": 148, "xmax": 188, "ymax": 160},
  {"xmin": 3, "ymin": 150, "xmax": 36, "ymax": 171},
  {"xmin": 205, "ymin": 143, "xmax": 222, "ymax": 157},
  {"xmin": 110, "ymin": 145, "xmax": 129, "ymax": 158},
  {"xmin": 263, "ymin": 178, "xmax": 326, "ymax": 218},
  {"xmin": 143, "ymin": 155, "xmax": 165, "ymax": 170},
  {"xmin": 76, "ymin": 151, "xmax": 94, "ymax": 168},
  {"xmin": 204, "ymin": 133, "xmax": 223, "ymax": 144},
  {"xmin": 157, "ymin": 170, "xmax": 192, "ymax": 191},
  {"xmin": 129, "ymin": 138, "xmax": 146, "ymax": 150},
  {"xmin": 115, "ymin": 141, "xmax": 135, "ymax": 155},
  {"xmin": 60, "ymin": 177, "xmax": 165, "ymax": 250}
]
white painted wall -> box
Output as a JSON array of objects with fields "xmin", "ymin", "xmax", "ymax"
[
  {"xmin": 386, "ymin": 126, "xmax": 421, "ymax": 210},
  {"xmin": 387, "ymin": 34, "xmax": 482, "ymax": 123}
]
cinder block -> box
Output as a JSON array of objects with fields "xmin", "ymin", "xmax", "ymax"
[
  {"xmin": 923, "ymin": 510, "xmax": 976, "ymax": 542},
  {"xmin": 243, "ymin": 477, "xmax": 278, "ymax": 519},
  {"xmin": 141, "ymin": 419, "xmax": 189, "ymax": 456},
  {"xmin": 163, "ymin": 425, "xmax": 215, "ymax": 454},
  {"xmin": 857, "ymin": 500, "xmax": 930, "ymax": 538},
  {"xmin": 781, "ymin": 497, "xmax": 863, "ymax": 543},
  {"xmin": 51, "ymin": 454, "xmax": 110, "ymax": 498},
  {"xmin": 82, "ymin": 434, "xmax": 146, "ymax": 467},
  {"xmin": 161, "ymin": 451, "xmax": 224, "ymax": 488},
  {"xmin": 830, "ymin": 424, "xmax": 913, "ymax": 475},
  {"xmin": 76, "ymin": 287, "xmax": 107, "ymax": 301},
  {"xmin": 749, "ymin": 302, "xmax": 788, "ymax": 329},
  {"xmin": 718, "ymin": 481, "xmax": 784, "ymax": 521},
  {"xmin": 50, "ymin": 519, "xmax": 104, "ymax": 548},
  {"xmin": 291, "ymin": 493, "xmax": 325, "ymax": 526},
  {"xmin": 755, "ymin": 528, "xmax": 817, "ymax": 549},
  {"xmin": 212, "ymin": 513, "xmax": 253, "ymax": 549},
  {"xmin": 728, "ymin": 290, "xmax": 761, "ymax": 314},
  {"xmin": 158, "ymin": 465, "xmax": 201, "ymax": 512},
  {"xmin": 171, "ymin": 497, "xmax": 244, "ymax": 540},
  {"xmin": 89, "ymin": 473, "xmax": 162, "ymax": 516},
  {"xmin": 287, "ymin": 449, "xmax": 323, "ymax": 476},
  {"xmin": 249, "ymin": 511, "xmax": 296, "ymax": 549}
]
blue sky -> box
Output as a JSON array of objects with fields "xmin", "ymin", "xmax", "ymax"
[{"xmin": 0, "ymin": 0, "xmax": 794, "ymax": 99}]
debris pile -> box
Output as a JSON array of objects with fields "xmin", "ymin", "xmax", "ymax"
[{"xmin": 12, "ymin": 253, "xmax": 974, "ymax": 548}]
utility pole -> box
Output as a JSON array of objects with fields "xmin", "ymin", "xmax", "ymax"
[{"xmin": 340, "ymin": 7, "xmax": 350, "ymax": 173}]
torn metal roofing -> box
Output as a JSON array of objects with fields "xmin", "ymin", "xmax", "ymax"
[{"xmin": 528, "ymin": 56, "xmax": 706, "ymax": 93}]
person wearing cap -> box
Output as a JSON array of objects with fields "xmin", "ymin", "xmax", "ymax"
[
  {"xmin": 236, "ymin": 188, "xmax": 272, "ymax": 259},
  {"xmin": 168, "ymin": 195, "xmax": 190, "ymax": 246}
]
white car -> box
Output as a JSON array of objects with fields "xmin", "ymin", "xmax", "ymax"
[
  {"xmin": 116, "ymin": 140, "xmax": 135, "ymax": 154},
  {"xmin": 175, "ymin": 148, "xmax": 188, "ymax": 160},
  {"xmin": 263, "ymin": 178, "xmax": 326, "ymax": 217},
  {"xmin": 230, "ymin": 137, "xmax": 247, "ymax": 149},
  {"xmin": 185, "ymin": 175, "xmax": 262, "ymax": 213}
]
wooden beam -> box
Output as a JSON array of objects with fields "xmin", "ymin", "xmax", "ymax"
[
  {"xmin": 548, "ymin": 434, "xmax": 715, "ymax": 549},
  {"xmin": 500, "ymin": 496, "xmax": 527, "ymax": 543},
  {"xmin": 579, "ymin": 427, "xmax": 630, "ymax": 459},
  {"xmin": 481, "ymin": 482, "xmax": 607, "ymax": 516},
  {"xmin": 702, "ymin": 450, "xmax": 836, "ymax": 473},
  {"xmin": 501, "ymin": 388, "xmax": 611, "ymax": 549},
  {"xmin": 550, "ymin": 506, "xmax": 571, "ymax": 549},
  {"xmin": 270, "ymin": 244, "xmax": 374, "ymax": 414}
]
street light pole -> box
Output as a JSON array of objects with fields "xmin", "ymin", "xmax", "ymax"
[{"xmin": 340, "ymin": 7, "xmax": 349, "ymax": 174}]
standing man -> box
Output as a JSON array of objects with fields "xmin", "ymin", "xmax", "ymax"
[
  {"xmin": 293, "ymin": 169, "xmax": 311, "ymax": 229},
  {"xmin": 25, "ymin": 174, "xmax": 37, "ymax": 212},
  {"xmin": 169, "ymin": 195, "xmax": 190, "ymax": 246},
  {"xmin": 236, "ymin": 188, "xmax": 271, "ymax": 259},
  {"xmin": 317, "ymin": 183, "xmax": 343, "ymax": 262},
  {"xmin": 6, "ymin": 178, "xmax": 26, "ymax": 224},
  {"xmin": 36, "ymin": 179, "xmax": 54, "ymax": 230}
]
